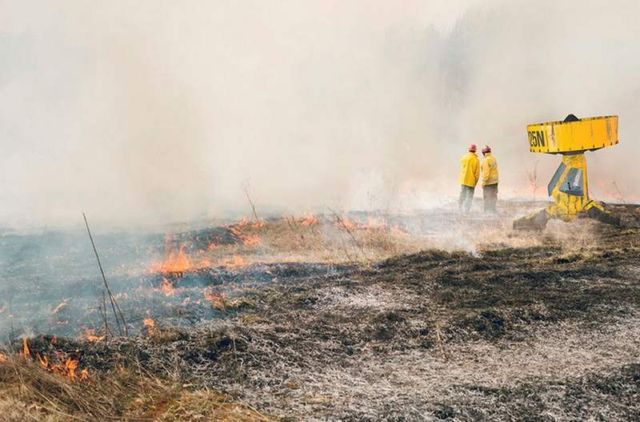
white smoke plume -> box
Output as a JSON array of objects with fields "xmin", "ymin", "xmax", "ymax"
[{"xmin": 1, "ymin": 0, "xmax": 639, "ymax": 228}]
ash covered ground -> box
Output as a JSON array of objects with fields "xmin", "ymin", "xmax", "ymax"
[{"xmin": 1, "ymin": 201, "xmax": 639, "ymax": 421}]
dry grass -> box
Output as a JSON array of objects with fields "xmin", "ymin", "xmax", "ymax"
[
  {"xmin": 186, "ymin": 205, "xmax": 555, "ymax": 268},
  {"xmin": 0, "ymin": 356, "xmax": 271, "ymax": 421},
  {"xmin": 2, "ymin": 203, "xmax": 639, "ymax": 420},
  {"xmin": 196, "ymin": 215, "xmax": 426, "ymax": 266}
]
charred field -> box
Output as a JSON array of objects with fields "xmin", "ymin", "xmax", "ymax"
[{"xmin": 1, "ymin": 202, "xmax": 639, "ymax": 421}]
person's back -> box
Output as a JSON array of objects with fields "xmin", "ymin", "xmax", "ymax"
[
  {"xmin": 481, "ymin": 145, "xmax": 499, "ymax": 212},
  {"xmin": 482, "ymin": 154, "xmax": 498, "ymax": 185},
  {"xmin": 458, "ymin": 145, "xmax": 480, "ymax": 212},
  {"xmin": 459, "ymin": 152, "xmax": 480, "ymax": 187}
]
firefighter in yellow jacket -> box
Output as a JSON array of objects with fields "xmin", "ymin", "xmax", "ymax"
[
  {"xmin": 459, "ymin": 144, "xmax": 480, "ymax": 212},
  {"xmin": 481, "ymin": 145, "xmax": 499, "ymax": 212}
]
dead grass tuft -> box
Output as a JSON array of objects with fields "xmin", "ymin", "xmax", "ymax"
[{"xmin": 0, "ymin": 354, "xmax": 271, "ymax": 421}]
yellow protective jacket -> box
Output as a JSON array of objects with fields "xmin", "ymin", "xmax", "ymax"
[
  {"xmin": 459, "ymin": 152, "xmax": 480, "ymax": 187},
  {"xmin": 481, "ymin": 153, "xmax": 499, "ymax": 186}
]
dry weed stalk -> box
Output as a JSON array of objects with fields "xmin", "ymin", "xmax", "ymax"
[
  {"xmin": 83, "ymin": 213, "xmax": 128, "ymax": 337},
  {"xmin": 527, "ymin": 160, "xmax": 540, "ymax": 200},
  {"xmin": 612, "ymin": 180, "xmax": 626, "ymax": 204},
  {"xmin": 328, "ymin": 208, "xmax": 368, "ymax": 262},
  {"xmin": 243, "ymin": 185, "xmax": 261, "ymax": 223},
  {"xmin": 435, "ymin": 323, "xmax": 448, "ymax": 362}
]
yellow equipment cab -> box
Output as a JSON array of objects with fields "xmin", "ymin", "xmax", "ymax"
[{"xmin": 514, "ymin": 114, "xmax": 620, "ymax": 230}]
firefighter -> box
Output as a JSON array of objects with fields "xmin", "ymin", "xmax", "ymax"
[
  {"xmin": 459, "ymin": 144, "xmax": 480, "ymax": 213},
  {"xmin": 481, "ymin": 145, "xmax": 499, "ymax": 212}
]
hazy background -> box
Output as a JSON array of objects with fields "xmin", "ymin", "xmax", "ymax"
[{"xmin": 1, "ymin": 0, "xmax": 639, "ymax": 228}]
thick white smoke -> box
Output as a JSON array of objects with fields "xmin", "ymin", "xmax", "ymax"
[{"xmin": 1, "ymin": 0, "xmax": 638, "ymax": 228}]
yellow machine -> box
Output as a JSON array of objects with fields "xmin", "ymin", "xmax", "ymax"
[{"xmin": 514, "ymin": 114, "xmax": 620, "ymax": 230}]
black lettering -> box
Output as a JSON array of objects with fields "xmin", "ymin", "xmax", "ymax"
[
  {"xmin": 536, "ymin": 131, "xmax": 546, "ymax": 147},
  {"xmin": 529, "ymin": 131, "xmax": 546, "ymax": 147}
]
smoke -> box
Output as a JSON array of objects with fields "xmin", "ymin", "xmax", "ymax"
[
  {"xmin": 441, "ymin": 0, "xmax": 640, "ymax": 203},
  {"xmin": 1, "ymin": 0, "xmax": 639, "ymax": 228}
]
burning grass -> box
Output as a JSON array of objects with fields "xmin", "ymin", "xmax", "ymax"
[
  {"xmin": 150, "ymin": 212, "xmax": 432, "ymax": 274},
  {"xmin": 1, "ymin": 203, "xmax": 640, "ymax": 419},
  {"xmin": 0, "ymin": 351, "xmax": 271, "ymax": 421}
]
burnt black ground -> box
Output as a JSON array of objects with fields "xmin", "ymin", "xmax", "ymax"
[{"xmin": 2, "ymin": 204, "xmax": 640, "ymax": 420}]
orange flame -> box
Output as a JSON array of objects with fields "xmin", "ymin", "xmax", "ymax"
[
  {"xmin": 157, "ymin": 243, "xmax": 192, "ymax": 274},
  {"xmin": 237, "ymin": 217, "xmax": 265, "ymax": 229},
  {"xmin": 203, "ymin": 289, "xmax": 227, "ymax": 310},
  {"xmin": 143, "ymin": 318, "xmax": 156, "ymax": 335},
  {"xmin": 151, "ymin": 234, "xmax": 215, "ymax": 274},
  {"xmin": 48, "ymin": 357, "xmax": 82, "ymax": 381},
  {"xmin": 300, "ymin": 214, "xmax": 318, "ymax": 226},
  {"xmin": 229, "ymin": 226, "xmax": 262, "ymax": 247},
  {"xmin": 65, "ymin": 358, "xmax": 79, "ymax": 381},
  {"xmin": 337, "ymin": 216, "xmax": 357, "ymax": 230},
  {"xmin": 37, "ymin": 353, "xmax": 48, "ymax": 368},
  {"xmin": 20, "ymin": 337, "xmax": 30, "ymax": 359},
  {"xmin": 20, "ymin": 339, "xmax": 87, "ymax": 381},
  {"xmin": 0, "ymin": 353, "xmax": 7, "ymax": 364},
  {"xmin": 83, "ymin": 329, "xmax": 105, "ymax": 343},
  {"xmin": 241, "ymin": 234, "xmax": 261, "ymax": 246}
]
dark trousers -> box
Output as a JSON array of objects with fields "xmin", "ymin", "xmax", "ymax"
[
  {"xmin": 459, "ymin": 185, "xmax": 475, "ymax": 212},
  {"xmin": 483, "ymin": 184, "xmax": 498, "ymax": 212}
]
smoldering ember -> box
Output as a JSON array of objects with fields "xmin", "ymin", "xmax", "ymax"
[{"xmin": 1, "ymin": 2, "xmax": 640, "ymax": 421}]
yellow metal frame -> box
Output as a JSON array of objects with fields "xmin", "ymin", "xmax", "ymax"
[
  {"xmin": 527, "ymin": 115, "xmax": 618, "ymax": 154},
  {"xmin": 515, "ymin": 114, "xmax": 619, "ymax": 229},
  {"xmin": 545, "ymin": 153, "xmax": 604, "ymax": 221}
]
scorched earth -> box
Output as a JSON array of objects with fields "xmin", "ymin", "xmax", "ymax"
[{"xmin": 0, "ymin": 202, "xmax": 639, "ymax": 421}]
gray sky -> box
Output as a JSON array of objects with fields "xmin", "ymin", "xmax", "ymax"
[{"xmin": 1, "ymin": 0, "xmax": 638, "ymax": 227}]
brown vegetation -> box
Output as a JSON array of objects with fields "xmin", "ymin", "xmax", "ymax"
[{"xmin": 1, "ymin": 203, "xmax": 639, "ymax": 420}]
